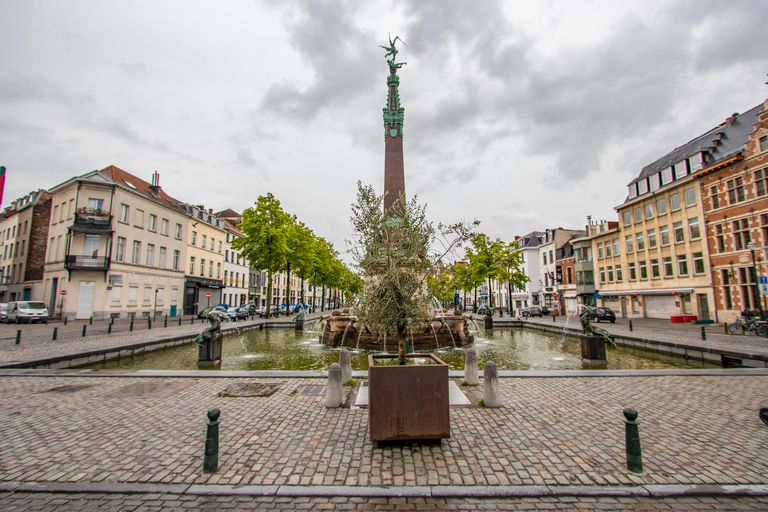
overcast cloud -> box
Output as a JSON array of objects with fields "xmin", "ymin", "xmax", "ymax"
[{"xmin": 1, "ymin": 0, "xmax": 767, "ymax": 262}]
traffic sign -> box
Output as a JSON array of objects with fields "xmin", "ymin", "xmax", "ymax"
[
  {"xmin": 760, "ymin": 276, "xmax": 768, "ymax": 296},
  {"xmin": 60, "ymin": 290, "xmax": 67, "ymax": 296},
  {"xmin": 206, "ymin": 293, "xmax": 211, "ymax": 298}
]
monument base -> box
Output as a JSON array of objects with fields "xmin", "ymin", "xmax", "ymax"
[
  {"xmin": 197, "ymin": 333, "xmax": 222, "ymax": 366},
  {"xmin": 580, "ymin": 333, "xmax": 607, "ymax": 365}
]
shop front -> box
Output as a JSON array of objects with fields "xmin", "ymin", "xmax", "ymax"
[{"xmin": 183, "ymin": 276, "xmax": 224, "ymax": 315}]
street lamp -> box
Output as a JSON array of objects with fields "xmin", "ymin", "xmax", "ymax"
[{"xmin": 747, "ymin": 241, "xmax": 763, "ymax": 318}]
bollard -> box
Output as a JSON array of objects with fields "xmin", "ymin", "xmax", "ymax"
[
  {"xmin": 701, "ymin": 326, "xmax": 706, "ymax": 341},
  {"xmin": 203, "ymin": 408, "xmax": 220, "ymax": 474},
  {"xmin": 552, "ymin": 315, "xmax": 556, "ymax": 323},
  {"xmin": 483, "ymin": 360, "xmax": 502, "ymax": 408},
  {"xmin": 179, "ymin": 317, "xmax": 182, "ymax": 326},
  {"xmin": 148, "ymin": 318, "xmax": 152, "ymax": 330},
  {"xmin": 464, "ymin": 348, "xmax": 479, "ymax": 386},
  {"xmin": 52, "ymin": 327, "xmax": 58, "ymax": 340},
  {"xmin": 629, "ymin": 320, "xmax": 633, "ymax": 332},
  {"xmin": 724, "ymin": 323, "xmax": 729, "ymax": 334},
  {"xmin": 130, "ymin": 319, "xmax": 134, "ymax": 332},
  {"xmin": 191, "ymin": 317, "xmax": 194, "ymax": 325},
  {"xmin": 15, "ymin": 330, "xmax": 21, "ymax": 345},
  {"xmin": 108, "ymin": 323, "xmax": 112, "ymax": 334},
  {"xmin": 339, "ymin": 349, "xmax": 352, "ymax": 384},
  {"xmin": 325, "ymin": 363, "xmax": 343, "ymax": 408},
  {"xmin": 64, "ymin": 316, "xmax": 67, "ymax": 326},
  {"xmin": 164, "ymin": 317, "xmax": 168, "ymax": 328},
  {"xmin": 760, "ymin": 407, "xmax": 768, "ymax": 426},
  {"xmin": 82, "ymin": 325, "xmax": 87, "ymax": 337},
  {"xmin": 624, "ymin": 408, "xmax": 643, "ymax": 474},
  {"xmin": 89, "ymin": 316, "xmax": 93, "ymax": 326}
]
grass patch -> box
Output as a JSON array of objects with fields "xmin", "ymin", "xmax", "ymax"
[
  {"xmin": 461, "ymin": 381, "xmax": 468, "ymax": 386},
  {"xmin": 344, "ymin": 379, "xmax": 357, "ymax": 387},
  {"xmin": 478, "ymin": 399, "xmax": 487, "ymax": 408}
]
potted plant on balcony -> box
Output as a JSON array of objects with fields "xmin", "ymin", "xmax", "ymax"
[{"xmin": 348, "ymin": 183, "xmax": 477, "ymax": 442}]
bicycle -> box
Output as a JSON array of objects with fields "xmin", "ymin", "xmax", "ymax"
[{"xmin": 730, "ymin": 315, "xmax": 768, "ymax": 336}]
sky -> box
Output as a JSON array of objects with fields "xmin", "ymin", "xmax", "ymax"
[{"xmin": 2, "ymin": 0, "xmax": 767, "ymax": 263}]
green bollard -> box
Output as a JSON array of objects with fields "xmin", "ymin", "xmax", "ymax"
[
  {"xmin": 624, "ymin": 408, "xmax": 643, "ymax": 474},
  {"xmin": 52, "ymin": 327, "xmax": 57, "ymax": 341},
  {"xmin": 164, "ymin": 317, "xmax": 168, "ymax": 328},
  {"xmin": 15, "ymin": 330, "xmax": 21, "ymax": 345},
  {"xmin": 130, "ymin": 319, "xmax": 133, "ymax": 332},
  {"xmin": 178, "ymin": 317, "xmax": 182, "ymax": 326},
  {"xmin": 108, "ymin": 323, "xmax": 112, "ymax": 334},
  {"xmin": 82, "ymin": 325, "xmax": 86, "ymax": 337},
  {"xmin": 191, "ymin": 317, "xmax": 194, "ymax": 325},
  {"xmin": 629, "ymin": 320, "xmax": 633, "ymax": 332},
  {"xmin": 701, "ymin": 326, "xmax": 706, "ymax": 341},
  {"xmin": 724, "ymin": 323, "xmax": 729, "ymax": 334},
  {"xmin": 148, "ymin": 318, "xmax": 152, "ymax": 330},
  {"xmin": 89, "ymin": 316, "xmax": 93, "ymax": 326},
  {"xmin": 64, "ymin": 316, "xmax": 67, "ymax": 326},
  {"xmin": 203, "ymin": 408, "xmax": 220, "ymax": 474},
  {"xmin": 552, "ymin": 315, "xmax": 556, "ymax": 323}
]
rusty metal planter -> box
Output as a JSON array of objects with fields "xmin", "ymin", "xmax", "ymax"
[{"xmin": 368, "ymin": 353, "xmax": 450, "ymax": 442}]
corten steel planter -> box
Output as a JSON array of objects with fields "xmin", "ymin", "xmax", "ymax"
[{"xmin": 368, "ymin": 353, "xmax": 450, "ymax": 442}]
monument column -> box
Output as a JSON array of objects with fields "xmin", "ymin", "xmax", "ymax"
[{"xmin": 382, "ymin": 37, "xmax": 406, "ymax": 214}]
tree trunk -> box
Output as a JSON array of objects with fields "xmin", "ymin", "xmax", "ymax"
[
  {"xmin": 285, "ymin": 263, "xmax": 291, "ymax": 316},
  {"xmin": 488, "ymin": 276, "xmax": 493, "ymax": 310},
  {"xmin": 397, "ymin": 324, "xmax": 407, "ymax": 365},
  {"xmin": 265, "ymin": 270, "xmax": 273, "ymax": 319},
  {"xmin": 322, "ymin": 286, "xmax": 326, "ymax": 311}
]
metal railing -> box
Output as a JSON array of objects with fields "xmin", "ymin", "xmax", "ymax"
[{"xmin": 64, "ymin": 255, "xmax": 110, "ymax": 270}]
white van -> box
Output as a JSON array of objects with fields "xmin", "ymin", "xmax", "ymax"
[{"xmin": 6, "ymin": 301, "xmax": 49, "ymax": 324}]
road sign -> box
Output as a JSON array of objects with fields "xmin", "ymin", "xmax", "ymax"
[
  {"xmin": 760, "ymin": 276, "xmax": 768, "ymax": 296},
  {"xmin": 206, "ymin": 293, "xmax": 211, "ymax": 298},
  {"xmin": 60, "ymin": 290, "xmax": 66, "ymax": 296}
]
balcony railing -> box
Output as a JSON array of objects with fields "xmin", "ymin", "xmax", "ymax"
[
  {"xmin": 72, "ymin": 210, "xmax": 112, "ymax": 230},
  {"xmin": 65, "ymin": 255, "xmax": 111, "ymax": 271}
]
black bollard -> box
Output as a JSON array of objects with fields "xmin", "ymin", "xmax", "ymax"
[
  {"xmin": 724, "ymin": 323, "xmax": 729, "ymax": 334},
  {"xmin": 552, "ymin": 314, "xmax": 556, "ymax": 323},
  {"xmin": 191, "ymin": 317, "xmax": 194, "ymax": 325},
  {"xmin": 148, "ymin": 318, "xmax": 151, "ymax": 330},
  {"xmin": 89, "ymin": 316, "xmax": 93, "ymax": 326},
  {"xmin": 52, "ymin": 327, "xmax": 57, "ymax": 341},
  {"xmin": 130, "ymin": 319, "xmax": 133, "ymax": 332},
  {"xmin": 701, "ymin": 326, "xmax": 706, "ymax": 341},
  {"xmin": 164, "ymin": 317, "xmax": 167, "ymax": 328},
  {"xmin": 629, "ymin": 320, "xmax": 633, "ymax": 332},
  {"xmin": 82, "ymin": 325, "xmax": 87, "ymax": 337},
  {"xmin": 624, "ymin": 408, "xmax": 643, "ymax": 474},
  {"xmin": 15, "ymin": 330, "xmax": 21, "ymax": 345},
  {"xmin": 203, "ymin": 408, "xmax": 220, "ymax": 474},
  {"xmin": 108, "ymin": 323, "xmax": 112, "ymax": 334},
  {"xmin": 178, "ymin": 317, "xmax": 182, "ymax": 326},
  {"xmin": 64, "ymin": 316, "xmax": 67, "ymax": 326},
  {"xmin": 760, "ymin": 407, "xmax": 768, "ymax": 426}
]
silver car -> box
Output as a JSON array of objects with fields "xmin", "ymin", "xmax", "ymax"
[
  {"xmin": 6, "ymin": 301, "xmax": 49, "ymax": 324},
  {"xmin": 0, "ymin": 303, "xmax": 7, "ymax": 323}
]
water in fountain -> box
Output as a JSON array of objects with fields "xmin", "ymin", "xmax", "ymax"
[
  {"xmin": 340, "ymin": 322, "xmax": 353, "ymax": 346},
  {"xmin": 441, "ymin": 319, "xmax": 456, "ymax": 348},
  {"xmin": 356, "ymin": 327, "xmax": 364, "ymax": 350},
  {"xmin": 429, "ymin": 323, "xmax": 440, "ymax": 350},
  {"xmin": 307, "ymin": 318, "xmax": 325, "ymax": 342}
]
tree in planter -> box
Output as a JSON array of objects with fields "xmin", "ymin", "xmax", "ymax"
[{"xmin": 348, "ymin": 182, "xmax": 477, "ymax": 365}]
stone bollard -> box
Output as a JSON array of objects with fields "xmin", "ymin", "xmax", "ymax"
[
  {"xmin": 203, "ymin": 408, "xmax": 220, "ymax": 474},
  {"xmin": 624, "ymin": 408, "xmax": 643, "ymax": 474},
  {"xmin": 339, "ymin": 349, "xmax": 352, "ymax": 384},
  {"xmin": 325, "ymin": 363, "xmax": 343, "ymax": 408},
  {"xmin": 464, "ymin": 348, "xmax": 479, "ymax": 386},
  {"xmin": 483, "ymin": 361, "xmax": 502, "ymax": 408}
]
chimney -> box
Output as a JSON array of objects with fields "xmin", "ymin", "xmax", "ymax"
[
  {"xmin": 209, "ymin": 208, "xmax": 213, "ymax": 214},
  {"xmin": 149, "ymin": 171, "xmax": 161, "ymax": 196}
]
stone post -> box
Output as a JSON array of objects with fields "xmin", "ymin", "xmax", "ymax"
[
  {"xmin": 326, "ymin": 363, "xmax": 343, "ymax": 408},
  {"xmin": 483, "ymin": 360, "xmax": 502, "ymax": 408},
  {"xmin": 339, "ymin": 348, "xmax": 352, "ymax": 384},
  {"xmin": 464, "ymin": 348, "xmax": 479, "ymax": 386}
]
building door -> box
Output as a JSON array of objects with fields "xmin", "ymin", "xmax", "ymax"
[
  {"xmin": 23, "ymin": 288, "xmax": 30, "ymax": 301},
  {"xmin": 49, "ymin": 278, "xmax": 58, "ymax": 315},
  {"xmin": 76, "ymin": 281, "xmax": 96, "ymax": 319},
  {"xmin": 697, "ymin": 294, "xmax": 710, "ymax": 320},
  {"xmin": 620, "ymin": 297, "xmax": 627, "ymax": 318}
]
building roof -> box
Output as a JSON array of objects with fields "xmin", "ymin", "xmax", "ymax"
[
  {"xmin": 216, "ymin": 208, "xmax": 240, "ymax": 218},
  {"xmin": 518, "ymin": 231, "xmax": 545, "ymax": 249},
  {"xmin": 99, "ymin": 165, "xmax": 184, "ymax": 212}
]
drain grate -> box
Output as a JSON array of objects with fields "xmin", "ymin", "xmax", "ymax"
[
  {"xmin": 105, "ymin": 381, "xmax": 194, "ymax": 398},
  {"xmin": 297, "ymin": 386, "xmax": 326, "ymax": 396},
  {"xmin": 41, "ymin": 385, "xmax": 94, "ymax": 393},
  {"xmin": 218, "ymin": 383, "xmax": 280, "ymax": 397}
]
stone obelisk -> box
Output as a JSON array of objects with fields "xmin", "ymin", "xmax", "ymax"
[{"xmin": 381, "ymin": 36, "xmax": 406, "ymax": 214}]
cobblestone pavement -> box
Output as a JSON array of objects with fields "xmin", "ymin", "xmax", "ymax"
[
  {"xmin": 1, "ymin": 493, "xmax": 767, "ymax": 511},
  {"xmin": 2, "ymin": 375, "xmax": 767, "ymax": 488},
  {"xmin": 0, "ymin": 314, "xmax": 325, "ymax": 364},
  {"xmin": 522, "ymin": 315, "xmax": 768, "ymax": 354}
]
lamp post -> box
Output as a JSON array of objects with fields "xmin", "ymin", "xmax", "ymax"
[{"xmin": 747, "ymin": 241, "xmax": 763, "ymax": 318}]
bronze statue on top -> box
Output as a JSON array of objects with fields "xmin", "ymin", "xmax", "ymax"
[{"xmin": 380, "ymin": 34, "xmax": 406, "ymax": 73}]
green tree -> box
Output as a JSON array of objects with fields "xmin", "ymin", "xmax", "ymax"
[
  {"xmin": 232, "ymin": 193, "xmax": 291, "ymax": 319},
  {"xmin": 427, "ymin": 268, "xmax": 455, "ymax": 307},
  {"xmin": 284, "ymin": 219, "xmax": 315, "ymax": 311},
  {"xmin": 496, "ymin": 240, "xmax": 530, "ymax": 313}
]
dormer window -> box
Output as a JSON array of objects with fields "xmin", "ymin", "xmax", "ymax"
[{"xmin": 760, "ymin": 136, "xmax": 768, "ymax": 152}]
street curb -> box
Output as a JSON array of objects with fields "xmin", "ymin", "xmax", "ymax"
[{"xmin": 4, "ymin": 482, "xmax": 768, "ymax": 498}]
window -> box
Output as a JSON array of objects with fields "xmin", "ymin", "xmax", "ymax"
[
  {"xmin": 626, "ymin": 235, "xmax": 634, "ymax": 253},
  {"xmin": 693, "ymin": 252, "xmax": 705, "ymax": 274},
  {"xmin": 191, "ymin": 231, "xmax": 197, "ymax": 245},
  {"xmin": 648, "ymin": 228, "xmax": 656, "ymax": 248},
  {"xmin": 131, "ymin": 241, "xmax": 141, "ymax": 264},
  {"xmin": 135, "ymin": 209, "xmax": 144, "ymax": 228},
  {"xmin": 722, "ymin": 270, "xmax": 733, "ymax": 309},
  {"xmin": 636, "ymin": 232, "xmax": 645, "ymax": 251},
  {"xmin": 639, "ymin": 260, "xmax": 647, "ymax": 279},
  {"xmin": 149, "ymin": 214, "xmax": 157, "ymax": 232},
  {"xmin": 651, "ymin": 259, "xmax": 660, "ymax": 278},
  {"xmin": 605, "ymin": 241, "xmax": 612, "ymax": 257},
  {"xmin": 623, "ymin": 211, "xmax": 631, "ymax": 226},
  {"xmin": 210, "ymin": 238, "xmax": 215, "ymax": 250},
  {"xmin": 53, "ymin": 205, "xmax": 59, "ymax": 224},
  {"xmin": 549, "ymin": 250, "xmax": 553, "ymax": 262},
  {"xmin": 218, "ymin": 241, "xmax": 222, "ymax": 253},
  {"xmin": 657, "ymin": 198, "xmax": 667, "ymax": 215},
  {"xmin": 684, "ymin": 187, "xmax": 696, "ymax": 206},
  {"xmin": 689, "ymin": 217, "xmax": 700, "ymax": 239},
  {"xmin": 202, "ymin": 235, "xmax": 207, "ymax": 249},
  {"xmin": 111, "ymin": 286, "xmax": 122, "ymax": 307},
  {"xmin": 190, "ymin": 257, "xmax": 195, "ymax": 274},
  {"xmin": 715, "ymin": 224, "xmax": 725, "ymax": 252},
  {"xmin": 607, "ymin": 266, "xmax": 614, "ymax": 282},
  {"xmin": 143, "ymin": 285, "xmax": 152, "ymax": 307},
  {"xmin": 128, "ymin": 285, "xmax": 138, "ymax": 306},
  {"xmin": 175, "ymin": 223, "xmax": 182, "ymax": 239},
  {"xmin": 146, "ymin": 244, "xmax": 154, "ymax": 266},
  {"xmin": 613, "ymin": 238, "xmax": 619, "ymax": 256},
  {"xmin": 543, "ymin": 253, "xmax": 547, "ymax": 265},
  {"xmin": 677, "ymin": 255, "xmax": 688, "ymax": 276},
  {"xmin": 670, "ymin": 193, "xmax": 681, "ymax": 211},
  {"xmin": 663, "ymin": 257, "xmax": 673, "ymax": 277},
  {"xmin": 200, "ymin": 259, "xmax": 205, "ymax": 276},
  {"xmin": 727, "ymin": 177, "xmax": 745, "ymax": 204},
  {"xmin": 159, "ymin": 247, "xmax": 166, "ymax": 269},
  {"xmin": 733, "ymin": 219, "xmax": 751, "ymax": 250},
  {"xmin": 711, "ymin": 186, "xmax": 720, "ymax": 208},
  {"xmin": 761, "ymin": 136, "xmax": 768, "ymax": 152},
  {"xmin": 597, "ymin": 243, "xmax": 603, "ymax": 259},
  {"xmin": 615, "ymin": 265, "xmax": 622, "ymax": 282},
  {"xmin": 60, "ymin": 203, "xmax": 65, "ymax": 222},
  {"xmin": 209, "ymin": 261, "xmax": 213, "ymax": 278},
  {"xmin": 161, "ymin": 219, "xmax": 169, "ymax": 235},
  {"xmin": 673, "ymin": 221, "xmax": 684, "ymax": 243},
  {"xmin": 173, "ymin": 250, "xmax": 180, "ymax": 270},
  {"xmin": 645, "ymin": 203, "xmax": 653, "ymax": 219},
  {"xmin": 660, "ymin": 225, "xmax": 670, "ymax": 246},
  {"xmin": 629, "ymin": 262, "xmax": 636, "ymax": 280},
  {"xmin": 599, "ymin": 267, "xmax": 605, "ymax": 283},
  {"xmin": 633, "ymin": 207, "xmax": 642, "ymax": 223},
  {"xmin": 217, "ymin": 262, "xmax": 221, "ymax": 278},
  {"xmin": 754, "ymin": 170, "xmax": 767, "ymax": 199},
  {"xmin": 116, "ymin": 237, "xmax": 126, "ymax": 262}
]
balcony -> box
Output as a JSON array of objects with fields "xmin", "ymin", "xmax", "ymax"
[
  {"xmin": 65, "ymin": 255, "xmax": 111, "ymax": 271},
  {"xmin": 71, "ymin": 209, "xmax": 113, "ymax": 233}
]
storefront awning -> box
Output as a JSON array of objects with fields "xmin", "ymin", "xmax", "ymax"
[{"xmin": 598, "ymin": 288, "xmax": 694, "ymax": 296}]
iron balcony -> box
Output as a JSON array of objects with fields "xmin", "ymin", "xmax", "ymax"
[{"xmin": 64, "ymin": 255, "xmax": 111, "ymax": 271}]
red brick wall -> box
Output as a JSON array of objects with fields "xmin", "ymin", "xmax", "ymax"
[{"xmin": 24, "ymin": 192, "xmax": 52, "ymax": 281}]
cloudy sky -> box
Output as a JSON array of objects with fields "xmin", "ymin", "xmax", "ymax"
[{"xmin": 2, "ymin": 0, "xmax": 767, "ymax": 262}]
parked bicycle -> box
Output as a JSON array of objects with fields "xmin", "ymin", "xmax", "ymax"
[{"xmin": 730, "ymin": 315, "xmax": 768, "ymax": 336}]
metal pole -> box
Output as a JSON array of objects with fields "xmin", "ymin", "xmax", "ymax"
[
  {"xmin": 52, "ymin": 327, "xmax": 57, "ymax": 341},
  {"xmin": 108, "ymin": 323, "xmax": 112, "ymax": 334},
  {"xmin": 203, "ymin": 408, "xmax": 220, "ymax": 474},
  {"xmin": 701, "ymin": 326, "xmax": 706, "ymax": 340},
  {"xmin": 15, "ymin": 330, "xmax": 21, "ymax": 345},
  {"xmin": 82, "ymin": 325, "xmax": 87, "ymax": 337},
  {"xmin": 750, "ymin": 244, "xmax": 764, "ymax": 319},
  {"xmin": 629, "ymin": 320, "xmax": 633, "ymax": 332},
  {"xmin": 624, "ymin": 407, "xmax": 643, "ymax": 473}
]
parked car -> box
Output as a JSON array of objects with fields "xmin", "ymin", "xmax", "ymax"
[
  {"xmin": 225, "ymin": 307, "xmax": 241, "ymax": 321},
  {"xmin": 0, "ymin": 303, "xmax": 7, "ymax": 323},
  {"xmin": 521, "ymin": 306, "xmax": 542, "ymax": 318},
  {"xmin": 235, "ymin": 306, "xmax": 249, "ymax": 320},
  {"xmin": 6, "ymin": 301, "xmax": 49, "ymax": 324},
  {"xmin": 590, "ymin": 307, "xmax": 616, "ymax": 323},
  {"xmin": 243, "ymin": 303, "xmax": 257, "ymax": 315}
]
